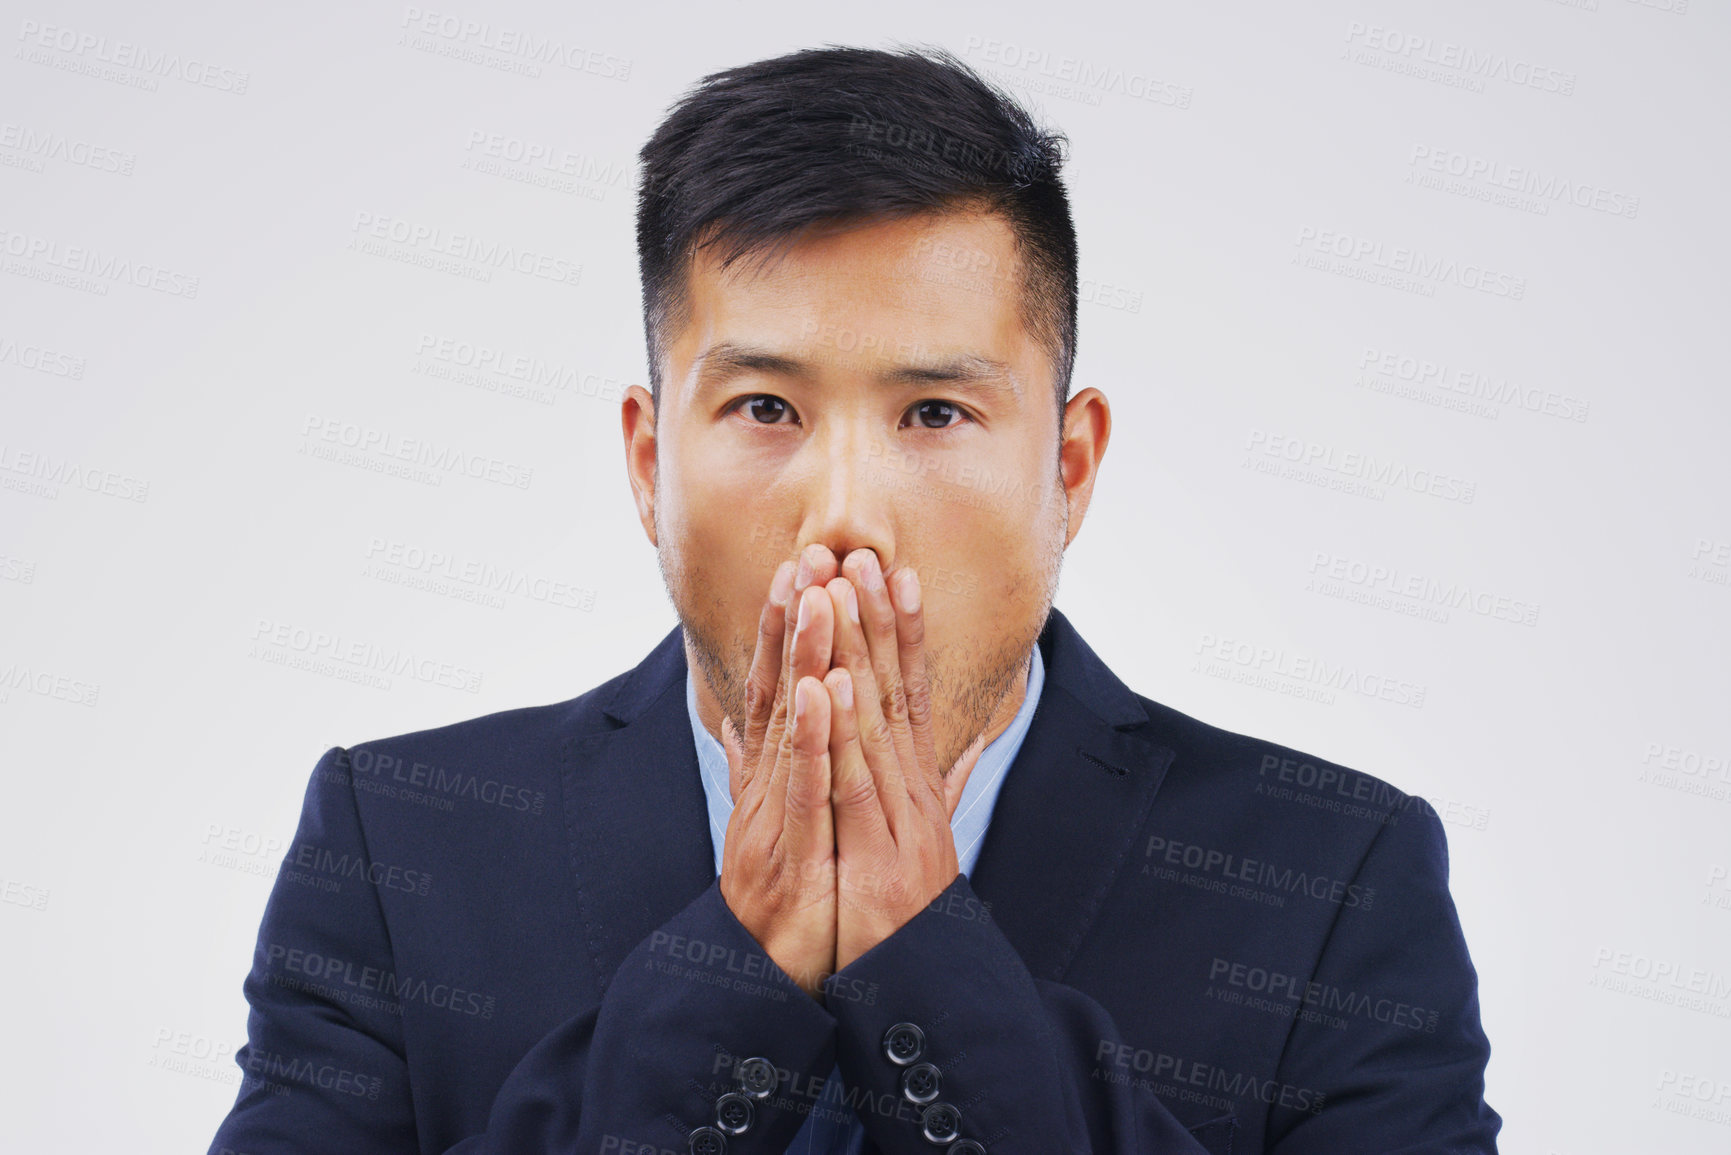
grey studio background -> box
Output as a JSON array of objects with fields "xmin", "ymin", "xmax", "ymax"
[{"xmin": 3, "ymin": 1, "xmax": 1727, "ymax": 1151}]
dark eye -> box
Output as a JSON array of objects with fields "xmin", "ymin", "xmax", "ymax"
[
  {"xmin": 736, "ymin": 395, "xmax": 793, "ymax": 424},
  {"xmin": 906, "ymin": 400, "xmax": 969, "ymax": 430}
]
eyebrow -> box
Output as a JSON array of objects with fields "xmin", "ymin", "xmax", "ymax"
[{"xmin": 691, "ymin": 341, "xmax": 1022, "ymax": 404}]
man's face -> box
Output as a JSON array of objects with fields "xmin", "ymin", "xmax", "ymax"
[{"xmin": 632, "ymin": 207, "xmax": 1089, "ymax": 776}]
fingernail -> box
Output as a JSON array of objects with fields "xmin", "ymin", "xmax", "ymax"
[
  {"xmin": 898, "ymin": 568, "xmax": 920, "ymax": 613},
  {"xmin": 770, "ymin": 561, "xmax": 794, "ymax": 607},
  {"xmin": 797, "ymin": 588, "xmax": 811, "ymax": 632},
  {"xmin": 795, "ymin": 552, "xmax": 814, "ymax": 590},
  {"xmin": 837, "ymin": 670, "xmax": 853, "ymax": 708},
  {"xmin": 845, "ymin": 584, "xmax": 860, "ymax": 625},
  {"xmin": 794, "ymin": 680, "xmax": 807, "ymax": 725}
]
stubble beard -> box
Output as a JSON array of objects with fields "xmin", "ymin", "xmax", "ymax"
[{"xmin": 659, "ymin": 479, "xmax": 1067, "ymax": 779}]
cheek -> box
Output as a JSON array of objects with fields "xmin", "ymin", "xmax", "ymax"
[
  {"xmin": 901, "ymin": 528, "xmax": 1009, "ymax": 646},
  {"xmin": 663, "ymin": 436, "xmax": 797, "ymax": 574},
  {"xmin": 660, "ymin": 499, "xmax": 758, "ymax": 630},
  {"xmin": 935, "ymin": 512, "xmax": 1043, "ymax": 599}
]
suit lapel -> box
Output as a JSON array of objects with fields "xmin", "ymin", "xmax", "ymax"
[
  {"xmin": 559, "ymin": 624, "xmax": 714, "ymax": 998},
  {"xmin": 968, "ymin": 608, "xmax": 1177, "ymax": 984},
  {"xmin": 560, "ymin": 607, "xmax": 1176, "ymax": 996}
]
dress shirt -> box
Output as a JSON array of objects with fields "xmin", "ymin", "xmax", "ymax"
[{"xmin": 684, "ymin": 641, "xmax": 1046, "ymax": 1154}]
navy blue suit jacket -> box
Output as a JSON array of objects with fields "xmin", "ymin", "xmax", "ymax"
[{"xmin": 209, "ymin": 607, "xmax": 1499, "ymax": 1153}]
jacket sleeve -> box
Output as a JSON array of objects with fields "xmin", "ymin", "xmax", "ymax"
[
  {"xmin": 824, "ymin": 873, "xmax": 1214, "ymax": 1153},
  {"xmin": 823, "ymin": 806, "xmax": 1500, "ymax": 1154},
  {"xmin": 466, "ymin": 879, "xmax": 840, "ymax": 1154},
  {"xmin": 1263, "ymin": 806, "xmax": 1501, "ymax": 1154},
  {"xmin": 208, "ymin": 745, "xmax": 840, "ymax": 1155}
]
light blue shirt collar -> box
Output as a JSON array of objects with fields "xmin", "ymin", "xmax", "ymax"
[{"xmin": 686, "ymin": 642, "xmax": 1046, "ymax": 882}]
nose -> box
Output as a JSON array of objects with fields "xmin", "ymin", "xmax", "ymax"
[{"xmin": 794, "ymin": 417, "xmax": 896, "ymax": 574}]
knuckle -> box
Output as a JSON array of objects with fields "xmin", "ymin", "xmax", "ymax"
[
  {"xmin": 761, "ymin": 857, "xmax": 790, "ymax": 900},
  {"xmin": 862, "ymin": 714, "xmax": 895, "ymax": 752},
  {"xmin": 786, "ymin": 771, "xmax": 823, "ymax": 810},
  {"xmin": 734, "ymin": 836, "xmax": 768, "ymax": 872},
  {"xmin": 831, "ymin": 774, "xmax": 877, "ymax": 811},
  {"xmin": 873, "ymin": 876, "xmax": 911, "ymax": 911},
  {"xmin": 879, "ymin": 682, "xmax": 909, "ymax": 725}
]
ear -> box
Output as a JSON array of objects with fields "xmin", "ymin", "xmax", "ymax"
[
  {"xmin": 622, "ymin": 385, "xmax": 659, "ymax": 546},
  {"xmin": 1058, "ymin": 388, "xmax": 1111, "ymax": 548}
]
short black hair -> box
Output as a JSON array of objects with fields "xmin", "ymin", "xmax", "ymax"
[{"xmin": 636, "ymin": 43, "xmax": 1077, "ymax": 434}]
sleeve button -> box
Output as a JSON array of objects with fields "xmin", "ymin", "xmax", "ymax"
[
  {"xmin": 715, "ymin": 1090, "xmax": 755, "ymax": 1135},
  {"xmin": 899, "ymin": 1061, "xmax": 942, "ymax": 1105},
  {"xmin": 734, "ymin": 1055, "xmax": 779, "ymax": 1100},
  {"xmin": 945, "ymin": 1142, "xmax": 986, "ymax": 1155},
  {"xmin": 920, "ymin": 1101, "xmax": 962, "ymax": 1144},
  {"xmin": 882, "ymin": 1021, "xmax": 926, "ymax": 1065},
  {"xmin": 687, "ymin": 1125, "xmax": 728, "ymax": 1155}
]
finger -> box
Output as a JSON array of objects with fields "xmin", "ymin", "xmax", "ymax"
[
  {"xmin": 781, "ymin": 676, "xmax": 834, "ymax": 865},
  {"xmin": 767, "ymin": 545, "xmax": 840, "ymax": 760},
  {"xmin": 736, "ymin": 560, "xmax": 796, "ymax": 803},
  {"xmin": 764, "ymin": 581, "xmax": 835, "ymax": 829},
  {"xmin": 786, "ymin": 547, "xmax": 838, "ymax": 725},
  {"xmin": 826, "ymin": 665, "xmax": 893, "ymax": 865},
  {"xmin": 888, "ymin": 565, "xmax": 944, "ymax": 809},
  {"xmin": 825, "ymin": 572, "xmax": 911, "ymax": 841},
  {"xmin": 842, "ymin": 550, "xmax": 920, "ymax": 807},
  {"xmin": 720, "ymin": 714, "xmax": 768, "ymax": 887},
  {"xmin": 793, "ymin": 581, "xmax": 837, "ymax": 689},
  {"xmin": 758, "ymin": 545, "xmax": 836, "ymax": 821},
  {"xmin": 724, "ymin": 709, "xmax": 770, "ymax": 839}
]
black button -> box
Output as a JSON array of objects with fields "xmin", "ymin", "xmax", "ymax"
[
  {"xmin": 900, "ymin": 1061, "xmax": 942, "ymax": 1105},
  {"xmin": 946, "ymin": 1142, "xmax": 986, "ymax": 1155},
  {"xmin": 882, "ymin": 1021, "xmax": 925, "ymax": 1066},
  {"xmin": 715, "ymin": 1091, "xmax": 755, "ymax": 1135},
  {"xmin": 687, "ymin": 1125, "xmax": 727, "ymax": 1155},
  {"xmin": 920, "ymin": 1101, "xmax": 962, "ymax": 1144},
  {"xmin": 735, "ymin": 1055, "xmax": 779, "ymax": 1100}
]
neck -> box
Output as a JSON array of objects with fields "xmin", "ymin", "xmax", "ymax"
[
  {"xmin": 966, "ymin": 650, "xmax": 1033, "ymax": 761},
  {"xmin": 689, "ymin": 643, "xmax": 727, "ymax": 751}
]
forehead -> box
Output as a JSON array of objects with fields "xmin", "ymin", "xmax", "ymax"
[{"xmin": 668, "ymin": 208, "xmax": 1043, "ymax": 396}]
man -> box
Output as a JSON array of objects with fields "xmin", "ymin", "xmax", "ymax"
[{"xmin": 210, "ymin": 45, "xmax": 1499, "ymax": 1154}]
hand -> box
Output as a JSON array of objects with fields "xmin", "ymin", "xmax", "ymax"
[
  {"xmin": 717, "ymin": 545, "xmax": 843, "ymax": 999},
  {"xmin": 822, "ymin": 549, "xmax": 987, "ymax": 973}
]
